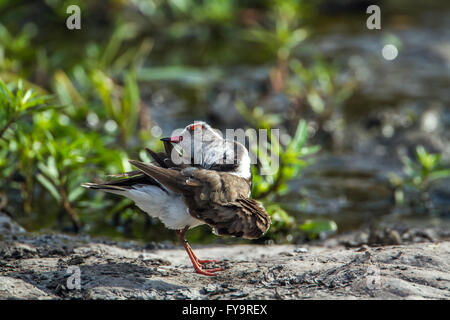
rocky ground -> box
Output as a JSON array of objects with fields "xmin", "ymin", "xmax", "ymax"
[{"xmin": 0, "ymin": 212, "xmax": 449, "ymax": 300}]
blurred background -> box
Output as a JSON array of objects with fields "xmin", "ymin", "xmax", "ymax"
[{"xmin": 0, "ymin": 0, "xmax": 449, "ymax": 245}]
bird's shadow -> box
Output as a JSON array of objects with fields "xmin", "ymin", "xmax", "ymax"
[{"xmin": 8, "ymin": 261, "xmax": 187, "ymax": 298}]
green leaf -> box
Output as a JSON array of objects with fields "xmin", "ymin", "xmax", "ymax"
[
  {"xmin": 138, "ymin": 66, "xmax": 222, "ymax": 86},
  {"xmin": 36, "ymin": 173, "xmax": 61, "ymax": 203},
  {"xmin": 37, "ymin": 156, "xmax": 59, "ymax": 181},
  {"xmin": 0, "ymin": 79, "xmax": 14, "ymax": 100},
  {"xmin": 300, "ymin": 145, "xmax": 321, "ymax": 156},
  {"xmin": 68, "ymin": 186, "xmax": 84, "ymax": 202},
  {"xmin": 267, "ymin": 204, "xmax": 295, "ymax": 226},
  {"xmin": 429, "ymin": 169, "xmax": 450, "ymax": 181},
  {"xmin": 416, "ymin": 145, "xmax": 438, "ymax": 171},
  {"xmin": 289, "ymin": 119, "xmax": 308, "ymax": 152},
  {"xmin": 299, "ymin": 219, "xmax": 338, "ymax": 234}
]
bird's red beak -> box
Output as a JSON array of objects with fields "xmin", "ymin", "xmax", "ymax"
[{"xmin": 160, "ymin": 136, "xmax": 183, "ymax": 143}]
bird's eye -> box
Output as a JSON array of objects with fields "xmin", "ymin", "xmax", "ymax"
[{"xmin": 190, "ymin": 124, "xmax": 202, "ymax": 131}]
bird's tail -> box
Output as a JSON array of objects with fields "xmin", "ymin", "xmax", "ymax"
[
  {"xmin": 81, "ymin": 182, "xmax": 129, "ymax": 195},
  {"xmin": 82, "ymin": 147, "xmax": 172, "ymax": 194}
]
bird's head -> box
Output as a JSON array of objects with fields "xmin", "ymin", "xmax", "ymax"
[
  {"xmin": 160, "ymin": 121, "xmax": 221, "ymax": 155},
  {"xmin": 160, "ymin": 121, "xmax": 251, "ymax": 180}
]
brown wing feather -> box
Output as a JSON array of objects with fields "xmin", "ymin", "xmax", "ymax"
[
  {"xmin": 128, "ymin": 160, "xmax": 201, "ymax": 193},
  {"xmin": 83, "ymin": 147, "xmax": 172, "ymax": 191},
  {"xmin": 198, "ymin": 197, "xmax": 271, "ymax": 239},
  {"xmin": 107, "ymin": 170, "xmax": 142, "ymax": 178},
  {"xmin": 145, "ymin": 148, "xmax": 168, "ymax": 168},
  {"xmin": 82, "ymin": 172, "xmax": 168, "ymax": 193}
]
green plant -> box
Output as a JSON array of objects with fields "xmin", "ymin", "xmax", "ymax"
[
  {"xmin": 242, "ymin": 0, "xmax": 311, "ymax": 92},
  {"xmin": 33, "ymin": 122, "xmax": 129, "ymax": 231},
  {"xmin": 298, "ymin": 219, "xmax": 338, "ymax": 240},
  {"xmin": 390, "ymin": 146, "xmax": 450, "ymax": 212},
  {"xmin": 0, "ymin": 80, "xmax": 54, "ymax": 212},
  {"xmin": 251, "ymin": 118, "xmax": 320, "ymax": 200},
  {"xmin": 0, "ymin": 78, "xmax": 134, "ymax": 229},
  {"xmin": 0, "ymin": 80, "xmax": 52, "ymax": 140},
  {"xmin": 90, "ymin": 69, "xmax": 141, "ymax": 148},
  {"xmin": 287, "ymin": 58, "xmax": 356, "ymax": 118},
  {"xmin": 234, "ymin": 100, "xmax": 337, "ymax": 241},
  {"xmin": 404, "ymin": 146, "xmax": 450, "ymax": 187}
]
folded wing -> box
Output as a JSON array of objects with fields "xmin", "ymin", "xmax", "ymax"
[
  {"xmin": 129, "ymin": 160, "xmax": 271, "ymax": 239},
  {"xmin": 199, "ymin": 197, "xmax": 271, "ymax": 239}
]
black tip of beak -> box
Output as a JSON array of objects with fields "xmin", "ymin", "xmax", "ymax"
[{"xmin": 161, "ymin": 136, "xmax": 183, "ymax": 143}]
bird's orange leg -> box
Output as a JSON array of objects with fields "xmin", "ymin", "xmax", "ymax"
[
  {"xmin": 176, "ymin": 228, "xmax": 224, "ymax": 276},
  {"xmin": 184, "ymin": 242, "xmax": 224, "ymax": 273}
]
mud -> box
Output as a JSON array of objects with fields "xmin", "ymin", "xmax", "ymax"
[{"xmin": 0, "ymin": 213, "xmax": 448, "ymax": 300}]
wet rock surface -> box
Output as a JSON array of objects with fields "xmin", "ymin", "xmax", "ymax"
[{"xmin": 1, "ymin": 216, "xmax": 448, "ymax": 300}]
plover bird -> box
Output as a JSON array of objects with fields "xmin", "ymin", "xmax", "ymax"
[{"xmin": 82, "ymin": 122, "xmax": 271, "ymax": 276}]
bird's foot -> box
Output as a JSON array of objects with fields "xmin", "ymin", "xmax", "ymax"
[
  {"xmin": 177, "ymin": 228, "xmax": 225, "ymax": 276},
  {"xmin": 193, "ymin": 265, "xmax": 223, "ymax": 276},
  {"xmin": 196, "ymin": 259, "xmax": 224, "ymax": 272},
  {"xmin": 192, "ymin": 258, "xmax": 224, "ymax": 275}
]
